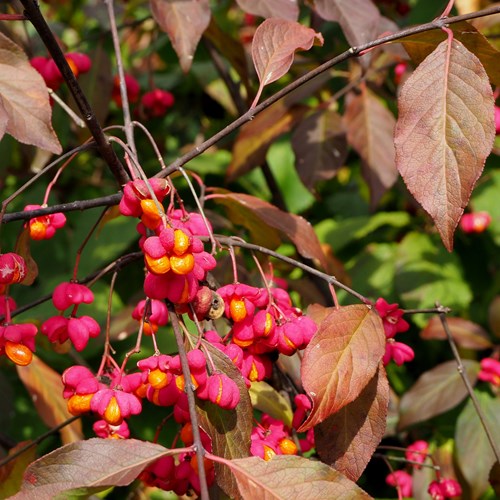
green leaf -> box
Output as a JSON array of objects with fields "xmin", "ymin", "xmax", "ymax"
[
  {"xmin": 249, "ymin": 381, "xmax": 293, "ymax": 427},
  {"xmin": 471, "ymin": 170, "xmax": 500, "ymax": 246}
]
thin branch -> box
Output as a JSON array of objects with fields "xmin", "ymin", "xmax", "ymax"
[
  {"xmin": 18, "ymin": 0, "xmax": 130, "ymax": 186},
  {"xmin": 156, "ymin": 5, "xmax": 500, "ymax": 178},
  {"xmin": 437, "ymin": 305, "xmax": 500, "ymax": 463}
]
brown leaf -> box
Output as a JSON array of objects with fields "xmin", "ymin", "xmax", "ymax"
[
  {"xmin": 0, "ymin": 32, "xmax": 61, "ymax": 154},
  {"xmin": 0, "ymin": 441, "xmax": 37, "ymax": 498},
  {"xmin": 420, "ymin": 316, "xmax": 492, "ymax": 350},
  {"xmin": 292, "ymin": 108, "xmax": 348, "ymax": 190},
  {"xmin": 235, "ymin": 0, "xmax": 299, "ymax": 21},
  {"xmin": 490, "ymin": 461, "xmax": 500, "ymax": 498},
  {"xmin": 488, "ymin": 295, "xmax": 500, "ymax": 339},
  {"xmin": 16, "ymin": 355, "xmax": 82, "ymax": 445},
  {"xmin": 150, "ymin": 0, "xmax": 211, "ymax": 73},
  {"xmin": 228, "ymin": 101, "xmax": 308, "ymax": 181},
  {"xmin": 344, "ymin": 86, "xmax": 398, "ymax": 208},
  {"xmin": 299, "ymin": 305, "xmax": 386, "ymax": 431},
  {"xmin": 15, "ymin": 439, "xmax": 173, "ymax": 497},
  {"xmin": 398, "ymin": 360, "xmax": 480, "ymax": 430},
  {"xmin": 14, "ymin": 228, "xmax": 38, "ymax": 286},
  {"xmin": 402, "ymin": 21, "xmax": 500, "ymax": 87},
  {"xmin": 314, "ymin": 0, "xmax": 381, "ymax": 48},
  {"xmin": 394, "ymin": 39, "xmax": 495, "ymax": 251},
  {"xmin": 211, "ymin": 191, "xmax": 328, "ymax": 269},
  {"xmin": 456, "ymin": 391, "xmax": 500, "ymax": 499},
  {"xmin": 251, "ymin": 18, "xmax": 323, "ymax": 106},
  {"xmin": 228, "ymin": 455, "xmax": 372, "ymax": 499},
  {"xmin": 315, "ymin": 364, "xmax": 389, "ymax": 481},
  {"xmin": 197, "ymin": 342, "xmax": 252, "ymax": 499}
]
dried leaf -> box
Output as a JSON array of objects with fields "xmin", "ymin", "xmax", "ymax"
[
  {"xmin": 15, "ymin": 439, "xmax": 173, "ymax": 498},
  {"xmin": 235, "ymin": 0, "xmax": 299, "ymax": 21},
  {"xmin": 0, "ymin": 441, "xmax": 37, "ymax": 498},
  {"xmin": 343, "ymin": 86, "xmax": 398, "ymax": 207},
  {"xmin": 299, "ymin": 305, "xmax": 386, "ymax": 431},
  {"xmin": 292, "ymin": 108, "xmax": 348, "ymax": 190},
  {"xmin": 228, "ymin": 101, "xmax": 308, "ymax": 181},
  {"xmin": 251, "ymin": 18, "xmax": 323, "ymax": 106},
  {"xmin": 249, "ymin": 381, "xmax": 294, "ymax": 427},
  {"xmin": 456, "ymin": 391, "xmax": 500, "ymax": 499},
  {"xmin": 150, "ymin": 0, "xmax": 211, "ymax": 73},
  {"xmin": 228, "ymin": 455, "xmax": 372, "ymax": 499},
  {"xmin": 211, "ymin": 191, "xmax": 328, "ymax": 269},
  {"xmin": 395, "ymin": 39, "xmax": 495, "ymax": 250},
  {"xmin": 420, "ymin": 316, "xmax": 492, "ymax": 350},
  {"xmin": 314, "ymin": 0, "xmax": 381, "ymax": 48},
  {"xmin": 197, "ymin": 342, "xmax": 252, "ymax": 499},
  {"xmin": 0, "ymin": 32, "xmax": 61, "ymax": 153},
  {"xmin": 315, "ymin": 364, "xmax": 389, "ymax": 481},
  {"xmin": 16, "ymin": 355, "xmax": 82, "ymax": 445},
  {"xmin": 398, "ymin": 360, "xmax": 480, "ymax": 430},
  {"xmin": 402, "ymin": 21, "xmax": 500, "ymax": 87}
]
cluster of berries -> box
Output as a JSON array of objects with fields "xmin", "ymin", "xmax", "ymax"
[
  {"xmin": 0, "ymin": 254, "xmax": 37, "ymax": 366},
  {"xmin": 385, "ymin": 440, "xmax": 462, "ymax": 499},
  {"xmin": 23, "ymin": 205, "xmax": 66, "ymax": 241},
  {"xmin": 111, "ymin": 73, "xmax": 175, "ymax": 118},
  {"xmin": 375, "ymin": 297, "xmax": 414, "ymax": 366}
]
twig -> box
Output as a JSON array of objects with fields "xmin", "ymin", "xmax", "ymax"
[
  {"xmin": 437, "ymin": 305, "xmax": 500, "ymax": 463},
  {"xmin": 18, "ymin": 0, "xmax": 130, "ymax": 186}
]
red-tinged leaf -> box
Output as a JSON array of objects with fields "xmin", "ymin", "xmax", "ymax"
[
  {"xmin": 197, "ymin": 342, "xmax": 252, "ymax": 499},
  {"xmin": 314, "ymin": 0, "xmax": 381, "ymax": 48},
  {"xmin": 398, "ymin": 359, "xmax": 480, "ymax": 430},
  {"xmin": 236, "ymin": 0, "xmax": 299, "ymax": 21},
  {"xmin": 420, "ymin": 316, "xmax": 492, "ymax": 350},
  {"xmin": 211, "ymin": 191, "xmax": 328, "ymax": 269},
  {"xmin": 14, "ymin": 228, "xmax": 38, "ymax": 286},
  {"xmin": 14, "ymin": 439, "xmax": 173, "ymax": 498},
  {"xmin": 0, "ymin": 441, "xmax": 37, "ymax": 498},
  {"xmin": 227, "ymin": 455, "xmax": 372, "ymax": 499},
  {"xmin": 292, "ymin": 108, "xmax": 348, "ymax": 190},
  {"xmin": 150, "ymin": 0, "xmax": 211, "ymax": 73},
  {"xmin": 228, "ymin": 101, "xmax": 308, "ymax": 181},
  {"xmin": 251, "ymin": 18, "xmax": 323, "ymax": 106},
  {"xmin": 315, "ymin": 364, "xmax": 388, "ymax": 481},
  {"xmin": 394, "ymin": 39, "xmax": 495, "ymax": 251},
  {"xmin": 343, "ymin": 86, "xmax": 398, "ymax": 208},
  {"xmin": 456, "ymin": 391, "xmax": 500, "ymax": 499},
  {"xmin": 0, "ymin": 32, "xmax": 61, "ymax": 154},
  {"xmin": 402, "ymin": 21, "xmax": 500, "ymax": 86},
  {"xmin": 299, "ymin": 305, "xmax": 386, "ymax": 431},
  {"xmin": 249, "ymin": 381, "xmax": 294, "ymax": 427},
  {"xmin": 306, "ymin": 303, "xmax": 329, "ymax": 326},
  {"xmin": 16, "ymin": 355, "xmax": 82, "ymax": 445}
]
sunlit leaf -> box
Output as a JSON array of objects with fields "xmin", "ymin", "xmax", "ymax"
[
  {"xmin": 313, "ymin": 0, "xmax": 381, "ymax": 48},
  {"xmin": 299, "ymin": 305, "xmax": 386, "ymax": 431},
  {"xmin": 249, "ymin": 381, "xmax": 294, "ymax": 427},
  {"xmin": 16, "ymin": 355, "xmax": 82, "ymax": 445},
  {"xmin": 15, "ymin": 439, "xmax": 173, "ymax": 497},
  {"xmin": 456, "ymin": 391, "xmax": 500, "ymax": 499},
  {"xmin": 343, "ymin": 86, "xmax": 398, "ymax": 208},
  {"xmin": 228, "ymin": 100, "xmax": 308, "ymax": 181},
  {"xmin": 251, "ymin": 18, "xmax": 323, "ymax": 106},
  {"xmin": 420, "ymin": 316, "xmax": 492, "ymax": 350},
  {"xmin": 292, "ymin": 108, "xmax": 348, "ymax": 190},
  {"xmin": 315, "ymin": 364, "xmax": 389, "ymax": 481},
  {"xmin": 150, "ymin": 0, "xmax": 211, "ymax": 73},
  {"xmin": 235, "ymin": 0, "xmax": 299, "ymax": 21},
  {"xmin": 394, "ymin": 39, "xmax": 495, "ymax": 250},
  {"xmin": 402, "ymin": 21, "xmax": 500, "ymax": 86},
  {"xmin": 0, "ymin": 441, "xmax": 37, "ymax": 498},
  {"xmin": 0, "ymin": 32, "xmax": 61, "ymax": 153},
  {"xmin": 211, "ymin": 191, "xmax": 328, "ymax": 269},
  {"xmin": 197, "ymin": 342, "xmax": 252, "ymax": 499},
  {"xmin": 227, "ymin": 455, "xmax": 372, "ymax": 499},
  {"xmin": 398, "ymin": 360, "xmax": 480, "ymax": 429}
]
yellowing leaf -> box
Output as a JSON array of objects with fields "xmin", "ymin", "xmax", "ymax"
[
  {"xmin": 394, "ymin": 39, "xmax": 495, "ymax": 251},
  {"xmin": 0, "ymin": 441, "xmax": 37, "ymax": 498},
  {"xmin": 249, "ymin": 381, "xmax": 293, "ymax": 427},
  {"xmin": 17, "ymin": 355, "xmax": 82, "ymax": 445},
  {"xmin": 300, "ymin": 305, "xmax": 386, "ymax": 430},
  {"xmin": 0, "ymin": 32, "xmax": 61, "ymax": 153}
]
